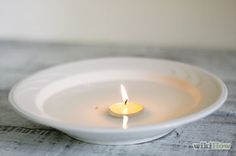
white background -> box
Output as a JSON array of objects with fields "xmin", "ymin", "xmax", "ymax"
[{"xmin": 0, "ymin": 0, "xmax": 236, "ymax": 50}]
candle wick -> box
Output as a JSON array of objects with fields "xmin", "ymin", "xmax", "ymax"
[{"xmin": 124, "ymin": 99, "xmax": 128, "ymax": 105}]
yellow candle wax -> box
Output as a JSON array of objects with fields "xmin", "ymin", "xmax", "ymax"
[
  {"xmin": 109, "ymin": 102, "xmax": 143, "ymax": 117},
  {"xmin": 108, "ymin": 84, "xmax": 144, "ymax": 117}
]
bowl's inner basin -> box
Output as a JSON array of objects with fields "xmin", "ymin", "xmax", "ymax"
[{"xmin": 41, "ymin": 77, "xmax": 202, "ymax": 129}]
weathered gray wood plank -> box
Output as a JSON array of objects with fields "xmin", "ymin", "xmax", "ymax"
[{"xmin": 0, "ymin": 41, "xmax": 235, "ymax": 156}]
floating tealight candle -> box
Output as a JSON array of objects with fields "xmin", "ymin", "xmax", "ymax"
[{"xmin": 108, "ymin": 84, "xmax": 144, "ymax": 117}]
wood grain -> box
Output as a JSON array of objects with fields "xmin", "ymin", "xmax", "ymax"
[{"xmin": 0, "ymin": 41, "xmax": 235, "ymax": 156}]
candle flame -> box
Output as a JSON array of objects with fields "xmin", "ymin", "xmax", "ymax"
[
  {"xmin": 122, "ymin": 115, "xmax": 129, "ymax": 129},
  {"xmin": 121, "ymin": 84, "xmax": 129, "ymax": 129},
  {"xmin": 121, "ymin": 84, "xmax": 129, "ymax": 102}
]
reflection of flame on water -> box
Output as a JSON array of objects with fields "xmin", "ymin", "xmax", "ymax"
[
  {"xmin": 122, "ymin": 115, "xmax": 128, "ymax": 129},
  {"xmin": 122, "ymin": 107, "xmax": 128, "ymax": 129}
]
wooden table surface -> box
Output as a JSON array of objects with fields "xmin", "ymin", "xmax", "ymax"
[{"xmin": 0, "ymin": 41, "xmax": 235, "ymax": 156}]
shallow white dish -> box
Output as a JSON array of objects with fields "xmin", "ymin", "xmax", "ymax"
[{"xmin": 9, "ymin": 58, "xmax": 227, "ymax": 145}]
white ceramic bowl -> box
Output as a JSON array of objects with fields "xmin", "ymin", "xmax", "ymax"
[{"xmin": 9, "ymin": 58, "xmax": 227, "ymax": 145}]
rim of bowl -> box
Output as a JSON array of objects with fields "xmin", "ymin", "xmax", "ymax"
[{"xmin": 8, "ymin": 57, "xmax": 228, "ymax": 133}]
